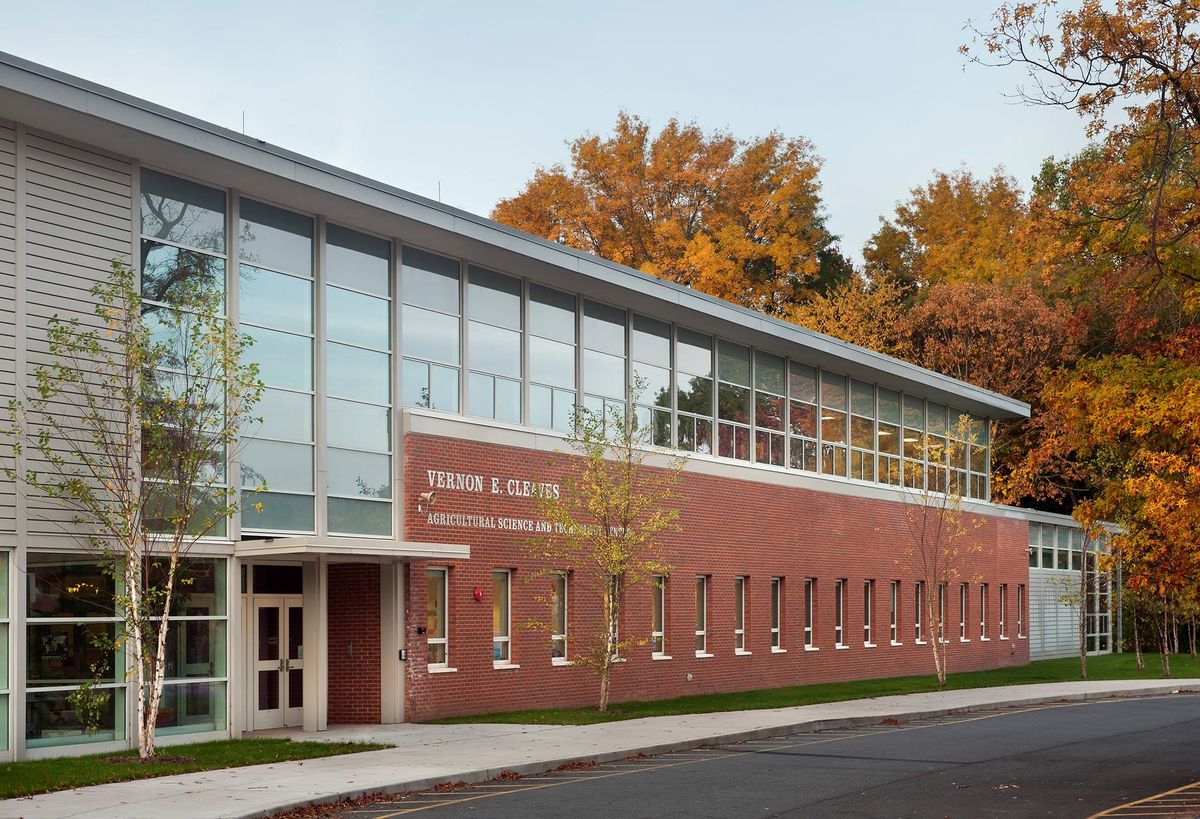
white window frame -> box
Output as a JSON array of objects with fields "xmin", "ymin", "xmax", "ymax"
[
  {"xmin": 427, "ymin": 566, "xmax": 450, "ymax": 670},
  {"xmin": 890, "ymin": 580, "xmax": 900, "ymax": 645},
  {"xmin": 551, "ymin": 571, "xmax": 568, "ymax": 664},
  {"xmin": 651, "ymin": 575, "xmax": 668, "ymax": 658},
  {"xmin": 804, "ymin": 578, "xmax": 816, "ymax": 649},
  {"xmin": 734, "ymin": 576, "xmax": 748, "ymax": 654},
  {"xmin": 770, "ymin": 577, "xmax": 784, "ymax": 652},
  {"xmin": 835, "ymin": 579, "xmax": 846, "ymax": 648},
  {"xmin": 999, "ymin": 583, "xmax": 1008, "ymax": 640},
  {"xmin": 937, "ymin": 583, "xmax": 946, "ymax": 643},
  {"xmin": 492, "ymin": 569, "xmax": 514, "ymax": 667},
  {"xmin": 1017, "ymin": 583, "xmax": 1026, "ymax": 638},
  {"xmin": 915, "ymin": 581, "xmax": 924, "ymax": 643},
  {"xmin": 695, "ymin": 575, "xmax": 710, "ymax": 657},
  {"xmin": 979, "ymin": 583, "xmax": 989, "ymax": 641},
  {"xmin": 959, "ymin": 582, "xmax": 969, "ymax": 642},
  {"xmin": 863, "ymin": 579, "xmax": 875, "ymax": 646}
]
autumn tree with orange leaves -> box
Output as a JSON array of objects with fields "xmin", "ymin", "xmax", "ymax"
[{"xmin": 493, "ymin": 113, "xmax": 850, "ymax": 314}]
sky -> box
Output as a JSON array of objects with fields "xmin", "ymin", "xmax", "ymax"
[{"xmin": 4, "ymin": 0, "xmax": 1088, "ymax": 264}]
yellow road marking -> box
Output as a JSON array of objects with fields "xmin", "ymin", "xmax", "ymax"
[{"xmin": 1090, "ymin": 781, "xmax": 1200, "ymax": 817}]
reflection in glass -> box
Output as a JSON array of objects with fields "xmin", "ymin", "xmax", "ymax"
[
  {"xmin": 239, "ymin": 198, "xmax": 313, "ymax": 275},
  {"xmin": 327, "ymin": 343, "xmax": 390, "ymax": 404},
  {"xmin": 140, "ymin": 169, "xmax": 226, "ymax": 253},
  {"xmin": 530, "ymin": 284, "xmax": 576, "ymax": 342},
  {"xmin": 402, "ymin": 248, "xmax": 460, "ymax": 314},
  {"xmin": 250, "ymin": 388, "xmax": 313, "ymax": 443},
  {"xmin": 327, "ymin": 286, "xmax": 389, "ymax": 350},
  {"xmin": 326, "ymin": 448, "xmax": 391, "ymax": 498},
  {"xmin": 239, "ymin": 265, "xmax": 312, "ymax": 333},
  {"xmin": 326, "ymin": 224, "xmax": 389, "ymax": 296},
  {"xmin": 583, "ymin": 349, "xmax": 625, "ymax": 400},
  {"xmin": 141, "ymin": 241, "xmax": 225, "ymax": 307},
  {"xmin": 403, "ymin": 359, "xmax": 459, "ymax": 411},
  {"xmin": 329, "ymin": 497, "xmax": 391, "ymax": 536},
  {"xmin": 468, "ymin": 321, "xmax": 521, "ymax": 378},
  {"xmin": 529, "ymin": 336, "xmax": 574, "ymax": 389},
  {"xmin": 468, "ymin": 266, "xmax": 521, "ymax": 329},
  {"xmin": 242, "ymin": 326, "xmax": 312, "ymax": 391},
  {"xmin": 402, "ymin": 305, "xmax": 459, "ymax": 365},
  {"xmin": 240, "ymin": 439, "xmax": 314, "ymax": 492},
  {"xmin": 241, "ymin": 491, "xmax": 314, "ymax": 532},
  {"xmin": 327, "ymin": 399, "xmax": 390, "ymax": 451}
]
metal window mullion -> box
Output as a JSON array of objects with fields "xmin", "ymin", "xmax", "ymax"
[
  {"xmin": 459, "ymin": 260, "xmax": 468, "ymax": 416},
  {"xmin": 314, "ymin": 217, "xmax": 327, "ymax": 537}
]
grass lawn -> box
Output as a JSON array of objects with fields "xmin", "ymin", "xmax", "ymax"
[
  {"xmin": 433, "ymin": 652, "xmax": 1200, "ymax": 726},
  {"xmin": 0, "ymin": 738, "xmax": 390, "ymax": 799}
]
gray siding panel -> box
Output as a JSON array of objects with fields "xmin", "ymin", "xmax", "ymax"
[
  {"xmin": 20, "ymin": 129, "xmax": 132, "ymax": 535},
  {"xmin": 1029, "ymin": 569, "xmax": 1081, "ymax": 660},
  {"xmin": 0, "ymin": 119, "xmax": 14, "ymax": 531}
]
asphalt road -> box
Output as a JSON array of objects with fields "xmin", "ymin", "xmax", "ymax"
[{"xmin": 329, "ymin": 694, "xmax": 1200, "ymax": 818}]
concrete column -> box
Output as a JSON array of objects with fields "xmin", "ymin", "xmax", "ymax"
[
  {"xmin": 302, "ymin": 557, "xmax": 328, "ymax": 732},
  {"xmin": 379, "ymin": 561, "xmax": 406, "ymax": 723}
]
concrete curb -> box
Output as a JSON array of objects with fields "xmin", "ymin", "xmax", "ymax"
[{"xmin": 252, "ymin": 683, "xmax": 1198, "ymax": 819}]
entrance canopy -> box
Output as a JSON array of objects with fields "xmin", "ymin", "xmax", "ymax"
[{"xmin": 235, "ymin": 536, "xmax": 469, "ymax": 561}]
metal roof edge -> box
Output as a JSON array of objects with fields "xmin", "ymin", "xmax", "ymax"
[{"xmin": 0, "ymin": 51, "xmax": 1029, "ymax": 419}]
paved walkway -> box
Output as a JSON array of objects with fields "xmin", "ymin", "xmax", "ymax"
[{"xmin": 2, "ymin": 679, "xmax": 1197, "ymax": 819}]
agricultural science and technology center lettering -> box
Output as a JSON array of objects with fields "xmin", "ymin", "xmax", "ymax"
[{"xmin": 424, "ymin": 469, "xmax": 564, "ymax": 533}]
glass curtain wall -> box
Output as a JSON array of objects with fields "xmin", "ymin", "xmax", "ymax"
[
  {"xmin": 849, "ymin": 380, "xmax": 875, "ymax": 481},
  {"xmin": 467, "ymin": 267, "xmax": 522, "ymax": 424},
  {"xmin": 676, "ymin": 329, "xmax": 713, "ymax": 453},
  {"xmin": 754, "ymin": 352, "xmax": 785, "ymax": 466},
  {"xmin": 325, "ymin": 225, "xmax": 393, "ymax": 535},
  {"xmin": 789, "ymin": 364, "xmax": 818, "ymax": 472},
  {"xmin": 401, "ymin": 248, "xmax": 461, "ymax": 412},
  {"xmin": 528, "ymin": 285, "xmax": 576, "ymax": 432},
  {"xmin": 139, "ymin": 169, "xmax": 229, "ymax": 536},
  {"xmin": 154, "ymin": 558, "xmax": 228, "ymax": 736},
  {"xmin": 0, "ymin": 553, "xmax": 7, "ymax": 750},
  {"xmin": 820, "ymin": 371, "xmax": 848, "ymax": 476},
  {"xmin": 582, "ymin": 301, "xmax": 627, "ymax": 426},
  {"xmin": 238, "ymin": 198, "xmax": 315, "ymax": 533},
  {"xmin": 717, "ymin": 342, "xmax": 751, "ymax": 461},
  {"xmin": 632, "ymin": 315, "xmax": 672, "ymax": 446}
]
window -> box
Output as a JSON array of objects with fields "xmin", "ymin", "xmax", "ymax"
[
  {"xmin": 632, "ymin": 316, "xmax": 672, "ymax": 446},
  {"xmin": 863, "ymin": 579, "xmax": 874, "ymax": 645},
  {"xmin": 820, "ymin": 372, "xmax": 848, "ymax": 476},
  {"xmin": 677, "ymin": 329, "xmax": 714, "ymax": 454},
  {"xmin": 902, "ymin": 395, "xmax": 925, "ymax": 489},
  {"xmin": 26, "ymin": 555, "xmax": 125, "ymax": 748},
  {"xmin": 1057, "ymin": 527, "xmax": 1071, "ymax": 570},
  {"xmin": 551, "ymin": 573, "xmax": 568, "ymax": 661},
  {"xmin": 468, "ymin": 266, "xmax": 523, "ymax": 424},
  {"xmin": 239, "ymin": 198, "xmax": 315, "ymax": 534},
  {"xmin": 925, "ymin": 403, "xmax": 949, "ymax": 493},
  {"xmin": 937, "ymin": 583, "xmax": 946, "ymax": 642},
  {"xmin": 834, "ymin": 579, "xmax": 846, "ymax": 647},
  {"xmin": 770, "ymin": 578, "xmax": 782, "ymax": 650},
  {"xmin": 326, "ymin": 225, "xmax": 392, "ymax": 536},
  {"xmin": 1028, "ymin": 523, "xmax": 1039, "ymax": 568},
  {"xmin": 979, "ymin": 583, "xmax": 989, "ymax": 639},
  {"xmin": 969, "ymin": 415, "xmax": 989, "ymax": 500},
  {"xmin": 1070, "ymin": 529, "xmax": 1083, "ymax": 571},
  {"xmin": 529, "ymin": 285, "xmax": 577, "ymax": 433},
  {"xmin": 959, "ymin": 583, "xmax": 968, "ymax": 640},
  {"xmin": 139, "ymin": 170, "xmax": 231, "ymax": 540},
  {"xmin": 582, "ymin": 300, "xmax": 627, "ymax": 428},
  {"xmin": 493, "ymin": 570, "xmax": 512, "ymax": 664},
  {"xmin": 915, "ymin": 581, "xmax": 924, "ymax": 642},
  {"xmin": 789, "ymin": 364, "xmax": 818, "ymax": 472},
  {"xmin": 426, "ymin": 568, "xmax": 449, "ymax": 667},
  {"xmin": 877, "ymin": 388, "xmax": 902, "ymax": 486},
  {"xmin": 849, "ymin": 380, "xmax": 875, "ymax": 481},
  {"xmin": 999, "ymin": 584, "xmax": 1008, "ymax": 639},
  {"xmin": 1017, "ymin": 584, "xmax": 1026, "ymax": 638},
  {"xmin": 890, "ymin": 580, "xmax": 899, "ymax": 644},
  {"xmin": 734, "ymin": 577, "xmax": 747, "ymax": 652},
  {"xmin": 717, "ymin": 342, "xmax": 751, "ymax": 461},
  {"xmin": 401, "ymin": 247, "xmax": 461, "ymax": 413},
  {"xmin": 755, "ymin": 353, "xmax": 786, "ymax": 466},
  {"xmin": 695, "ymin": 576, "xmax": 709, "ymax": 655},
  {"xmin": 804, "ymin": 579, "xmax": 815, "ymax": 648},
  {"xmin": 651, "ymin": 575, "xmax": 667, "ymax": 657}
]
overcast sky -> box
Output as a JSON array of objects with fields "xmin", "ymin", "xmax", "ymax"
[{"xmin": 5, "ymin": 0, "xmax": 1087, "ymax": 264}]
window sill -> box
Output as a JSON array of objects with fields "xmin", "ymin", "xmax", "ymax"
[
  {"xmin": 551, "ymin": 658, "xmax": 573, "ymax": 667},
  {"xmin": 695, "ymin": 652, "xmax": 714, "ymax": 659},
  {"xmin": 771, "ymin": 647, "xmax": 787, "ymax": 654},
  {"xmin": 915, "ymin": 639, "xmax": 927, "ymax": 645},
  {"xmin": 999, "ymin": 636, "xmax": 1010, "ymax": 641},
  {"xmin": 804, "ymin": 644, "xmax": 819, "ymax": 652},
  {"xmin": 980, "ymin": 637, "xmax": 991, "ymax": 642},
  {"xmin": 890, "ymin": 640, "xmax": 903, "ymax": 647},
  {"xmin": 652, "ymin": 654, "xmax": 672, "ymax": 661},
  {"xmin": 835, "ymin": 644, "xmax": 849, "ymax": 651},
  {"xmin": 493, "ymin": 662, "xmax": 520, "ymax": 670},
  {"xmin": 428, "ymin": 666, "xmax": 457, "ymax": 674},
  {"xmin": 863, "ymin": 642, "xmax": 877, "ymax": 649},
  {"xmin": 959, "ymin": 638, "xmax": 971, "ymax": 643},
  {"xmin": 735, "ymin": 649, "xmax": 752, "ymax": 656},
  {"xmin": 1018, "ymin": 635, "xmax": 1026, "ymax": 640}
]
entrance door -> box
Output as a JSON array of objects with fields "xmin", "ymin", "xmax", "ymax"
[{"xmin": 253, "ymin": 597, "xmax": 304, "ymax": 729}]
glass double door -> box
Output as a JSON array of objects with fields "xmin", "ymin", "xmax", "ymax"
[{"xmin": 253, "ymin": 597, "xmax": 303, "ymax": 729}]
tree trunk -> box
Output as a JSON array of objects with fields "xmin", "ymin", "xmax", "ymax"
[
  {"xmin": 1078, "ymin": 551, "xmax": 1088, "ymax": 680},
  {"xmin": 1190, "ymin": 614, "xmax": 1197, "ymax": 659},
  {"xmin": 1133, "ymin": 602, "xmax": 1144, "ymax": 671},
  {"xmin": 1159, "ymin": 602, "xmax": 1172, "ymax": 678},
  {"xmin": 125, "ymin": 554, "xmax": 149, "ymax": 759},
  {"xmin": 927, "ymin": 591, "xmax": 945, "ymax": 688}
]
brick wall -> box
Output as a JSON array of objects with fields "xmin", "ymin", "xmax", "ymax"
[
  {"xmin": 327, "ymin": 563, "xmax": 381, "ymax": 724},
  {"xmin": 402, "ymin": 433, "xmax": 1030, "ymax": 722}
]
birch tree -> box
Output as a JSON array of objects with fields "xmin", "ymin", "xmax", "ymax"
[
  {"xmin": 4, "ymin": 260, "xmax": 262, "ymax": 758},
  {"xmin": 525, "ymin": 394, "xmax": 684, "ymax": 712}
]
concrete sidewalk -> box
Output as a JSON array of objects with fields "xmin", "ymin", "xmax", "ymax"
[{"xmin": 3, "ymin": 679, "xmax": 1197, "ymax": 819}]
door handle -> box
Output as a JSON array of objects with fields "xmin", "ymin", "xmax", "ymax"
[{"xmin": 279, "ymin": 658, "xmax": 286, "ymax": 673}]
